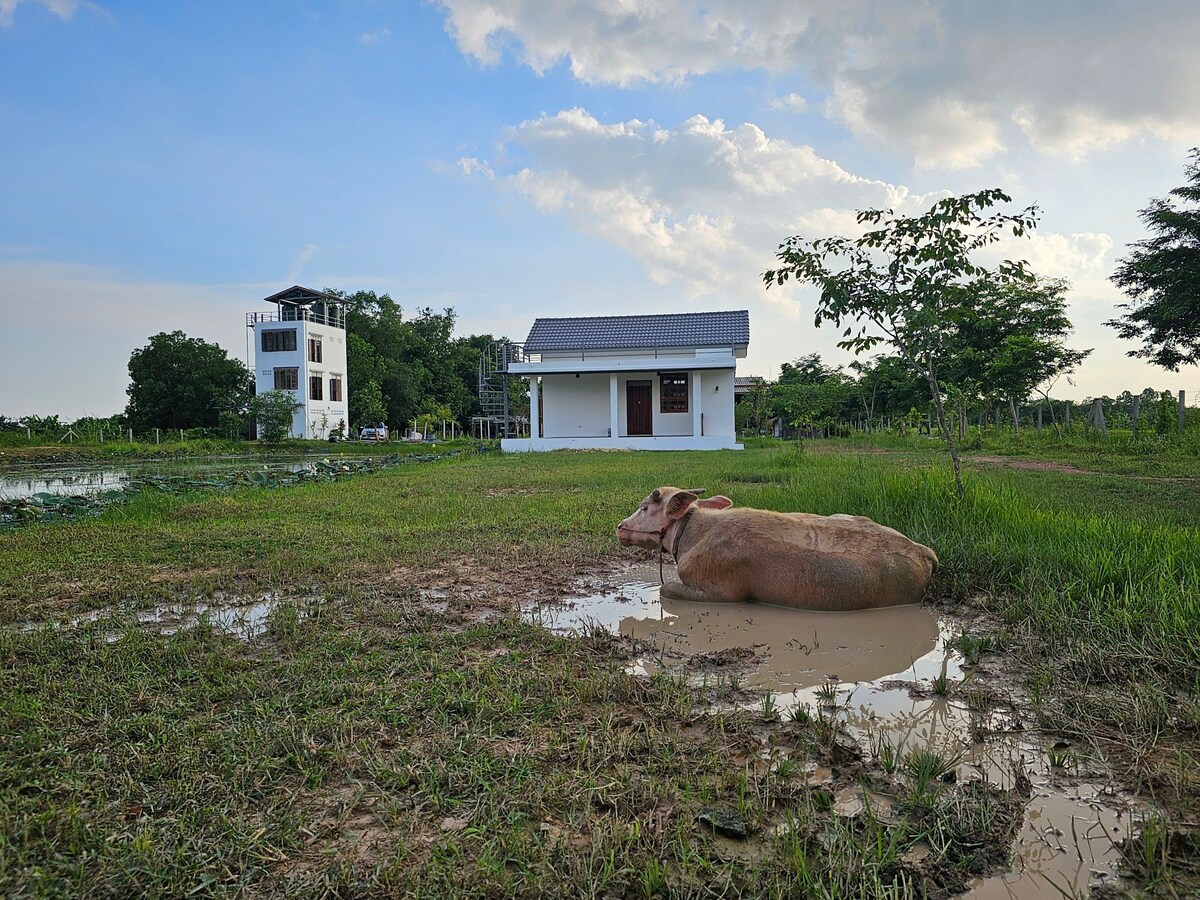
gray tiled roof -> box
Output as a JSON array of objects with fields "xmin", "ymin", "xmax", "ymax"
[{"xmin": 524, "ymin": 310, "xmax": 749, "ymax": 352}]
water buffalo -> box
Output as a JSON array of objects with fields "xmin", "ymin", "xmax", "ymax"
[{"xmin": 615, "ymin": 487, "xmax": 937, "ymax": 610}]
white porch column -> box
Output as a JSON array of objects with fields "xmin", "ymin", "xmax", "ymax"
[
  {"xmin": 691, "ymin": 370, "xmax": 703, "ymax": 437},
  {"xmin": 529, "ymin": 376, "xmax": 540, "ymax": 439},
  {"xmin": 609, "ymin": 374, "xmax": 620, "ymax": 438}
]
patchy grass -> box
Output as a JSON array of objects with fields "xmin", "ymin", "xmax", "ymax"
[
  {"xmin": 2, "ymin": 597, "xmax": 1022, "ymax": 897},
  {"xmin": 1, "ymin": 445, "xmax": 1199, "ymax": 895}
]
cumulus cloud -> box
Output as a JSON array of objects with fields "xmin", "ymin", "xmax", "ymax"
[
  {"xmin": 770, "ymin": 92, "xmax": 809, "ymax": 114},
  {"xmin": 436, "ymin": 0, "xmax": 1200, "ymax": 167},
  {"xmin": 463, "ymin": 107, "xmax": 937, "ymax": 313}
]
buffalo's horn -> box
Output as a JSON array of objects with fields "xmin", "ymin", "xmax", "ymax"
[{"xmin": 682, "ymin": 487, "xmax": 707, "ymax": 496}]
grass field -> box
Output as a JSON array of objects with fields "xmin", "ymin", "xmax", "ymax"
[{"xmin": 2, "ymin": 443, "xmax": 1198, "ymax": 896}]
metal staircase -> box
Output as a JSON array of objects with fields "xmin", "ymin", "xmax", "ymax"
[{"xmin": 477, "ymin": 341, "xmax": 524, "ymax": 438}]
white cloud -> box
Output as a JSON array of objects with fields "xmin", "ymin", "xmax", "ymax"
[
  {"xmin": 769, "ymin": 92, "xmax": 809, "ymax": 114},
  {"xmin": 457, "ymin": 156, "xmax": 494, "ymax": 179},
  {"xmin": 0, "ymin": 0, "xmax": 95, "ymax": 26},
  {"xmin": 359, "ymin": 26, "xmax": 391, "ymax": 45},
  {"xmin": 436, "ymin": 0, "xmax": 1200, "ymax": 167},
  {"xmin": 465, "ymin": 107, "xmax": 936, "ymax": 318}
]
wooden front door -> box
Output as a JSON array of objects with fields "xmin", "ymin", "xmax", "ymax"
[{"xmin": 626, "ymin": 382, "xmax": 653, "ymax": 436}]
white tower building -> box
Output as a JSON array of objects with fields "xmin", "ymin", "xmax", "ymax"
[{"xmin": 247, "ymin": 286, "xmax": 350, "ymax": 440}]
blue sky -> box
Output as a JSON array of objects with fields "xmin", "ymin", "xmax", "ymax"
[{"xmin": 2, "ymin": 0, "xmax": 1199, "ymax": 417}]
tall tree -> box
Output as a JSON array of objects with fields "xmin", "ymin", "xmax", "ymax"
[
  {"xmin": 125, "ymin": 331, "xmax": 251, "ymax": 432},
  {"xmin": 950, "ymin": 278, "xmax": 1091, "ymax": 431},
  {"xmin": 1108, "ymin": 148, "xmax": 1200, "ymax": 370},
  {"xmin": 764, "ymin": 189, "xmax": 1039, "ymax": 497}
]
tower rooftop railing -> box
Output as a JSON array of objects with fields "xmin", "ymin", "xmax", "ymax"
[{"xmin": 246, "ymin": 308, "xmax": 345, "ymax": 329}]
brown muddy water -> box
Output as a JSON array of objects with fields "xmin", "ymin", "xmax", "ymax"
[{"xmin": 525, "ymin": 562, "xmax": 1137, "ymax": 899}]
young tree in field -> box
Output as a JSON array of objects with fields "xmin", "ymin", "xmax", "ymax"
[
  {"xmin": 1108, "ymin": 148, "xmax": 1200, "ymax": 371},
  {"xmin": 247, "ymin": 391, "xmax": 302, "ymax": 443},
  {"xmin": 126, "ymin": 331, "xmax": 252, "ymax": 432},
  {"xmin": 764, "ymin": 190, "xmax": 1039, "ymax": 497}
]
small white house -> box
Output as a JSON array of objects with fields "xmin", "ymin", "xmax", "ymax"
[
  {"xmin": 501, "ymin": 310, "xmax": 748, "ymax": 452},
  {"xmin": 247, "ymin": 285, "xmax": 350, "ymax": 440}
]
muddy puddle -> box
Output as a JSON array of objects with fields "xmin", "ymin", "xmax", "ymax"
[
  {"xmin": 16, "ymin": 593, "xmax": 321, "ymax": 642},
  {"xmin": 526, "ymin": 562, "xmax": 1135, "ymax": 898}
]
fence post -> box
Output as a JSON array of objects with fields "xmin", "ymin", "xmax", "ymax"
[
  {"xmin": 1065, "ymin": 403, "xmax": 1071, "ymax": 428},
  {"xmin": 1037, "ymin": 405, "xmax": 1042, "ymax": 432},
  {"xmin": 155, "ymin": 428, "xmax": 160, "ymax": 445},
  {"xmin": 1090, "ymin": 398, "xmax": 1108, "ymax": 437},
  {"xmin": 1180, "ymin": 390, "xmax": 1187, "ymax": 432},
  {"xmin": 1132, "ymin": 396, "xmax": 1140, "ymax": 438},
  {"xmin": 129, "ymin": 428, "xmax": 133, "ymax": 443},
  {"xmin": 180, "ymin": 428, "xmax": 184, "ymax": 442},
  {"xmin": 100, "ymin": 427, "xmax": 104, "ymax": 444}
]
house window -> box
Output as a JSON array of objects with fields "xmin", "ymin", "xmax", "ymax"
[
  {"xmin": 262, "ymin": 329, "xmax": 297, "ymax": 352},
  {"xmin": 273, "ymin": 367, "xmax": 298, "ymax": 391},
  {"xmin": 308, "ymin": 337, "xmax": 323, "ymax": 363},
  {"xmin": 329, "ymin": 376, "xmax": 343, "ymax": 402},
  {"xmin": 310, "ymin": 375, "xmax": 323, "ymax": 401},
  {"xmin": 660, "ymin": 373, "xmax": 689, "ymax": 413}
]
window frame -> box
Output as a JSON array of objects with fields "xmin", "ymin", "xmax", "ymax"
[
  {"xmin": 273, "ymin": 367, "xmax": 299, "ymax": 391},
  {"xmin": 329, "ymin": 376, "xmax": 343, "ymax": 402},
  {"xmin": 308, "ymin": 336, "xmax": 323, "ymax": 363},
  {"xmin": 309, "ymin": 375, "xmax": 323, "ymax": 401},
  {"xmin": 659, "ymin": 373, "xmax": 689, "ymax": 414},
  {"xmin": 261, "ymin": 329, "xmax": 297, "ymax": 353}
]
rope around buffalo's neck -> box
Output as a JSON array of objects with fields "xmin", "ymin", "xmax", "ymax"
[{"xmin": 658, "ymin": 507, "xmax": 696, "ymax": 585}]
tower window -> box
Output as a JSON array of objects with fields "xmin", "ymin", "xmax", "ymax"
[
  {"xmin": 310, "ymin": 375, "xmax": 323, "ymax": 401},
  {"xmin": 262, "ymin": 329, "xmax": 297, "ymax": 352},
  {"xmin": 329, "ymin": 376, "xmax": 343, "ymax": 402},
  {"xmin": 308, "ymin": 337, "xmax": 323, "ymax": 363},
  {"xmin": 273, "ymin": 367, "xmax": 298, "ymax": 391}
]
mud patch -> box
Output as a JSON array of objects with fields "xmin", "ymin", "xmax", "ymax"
[
  {"xmin": 530, "ymin": 563, "xmax": 1140, "ymax": 898},
  {"xmin": 15, "ymin": 592, "xmax": 323, "ymax": 641}
]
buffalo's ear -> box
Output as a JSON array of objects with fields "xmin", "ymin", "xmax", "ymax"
[
  {"xmin": 697, "ymin": 495, "xmax": 733, "ymax": 510},
  {"xmin": 665, "ymin": 490, "xmax": 698, "ymax": 519}
]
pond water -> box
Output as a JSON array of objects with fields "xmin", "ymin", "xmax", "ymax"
[
  {"xmin": 526, "ymin": 562, "xmax": 1135, "ymax": 899},
  {"xmin": 0, "ymin": 454, "xmax": 372, "ymax": 500}
]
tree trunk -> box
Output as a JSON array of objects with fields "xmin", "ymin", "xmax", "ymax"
[
  {"xmin": 927, "ymin": 374, "xmax": 964, "ymax": 499},
  {"xmin": 1046, "ymin": 397, "xmax": 1060, "ymax": 434}
]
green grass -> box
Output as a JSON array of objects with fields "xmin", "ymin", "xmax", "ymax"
[{"xmin": 1, "ymin": 445, "xmax": 1199, "ymax": 895}]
